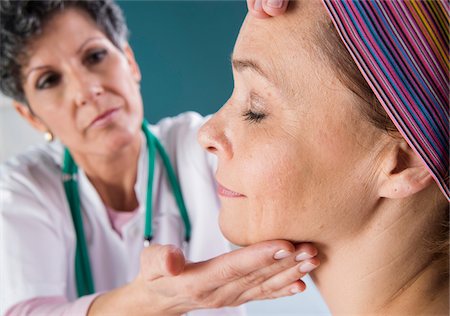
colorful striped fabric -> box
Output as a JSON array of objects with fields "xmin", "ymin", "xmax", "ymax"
[{"xmin": 322, "ymin": 0, "xmax": 449, "ymax": 200}]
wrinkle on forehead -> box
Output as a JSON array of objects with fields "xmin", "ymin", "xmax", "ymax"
[
  {"xmin": 20, "ymin": 8, "xmax": 101, "ymax": 79},
  {"xmin": 234, "ymin": 1, "xmax": 336, "ymax": 100}
]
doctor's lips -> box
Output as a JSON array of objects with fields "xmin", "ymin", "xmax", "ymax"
[
  {"xmin": 217, "ymin": 182, "xmax": 245, "ymax": 198},
  {"xmin": 89, "ymin": 107, "xmax": 120, "ymax": 128}
]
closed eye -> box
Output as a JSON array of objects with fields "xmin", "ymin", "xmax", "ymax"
[
  {"xmin": 242, "ymin": 91, "xmax": 268, "ymax": 123},
  {"xmin": 242, "ymin": 110, "xmax": 266, "ymax": 123}
]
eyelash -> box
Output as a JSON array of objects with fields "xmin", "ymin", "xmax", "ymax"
[
  {"xmin": 36, "ymin": 73, "xmax": 61, "ymax": 90},
  {"xmin": 242, "ymin": 110, "xmax": 266, "ymax": 123},
  {"xmin": 35, "ymin": 49, "xmax": 107, "ymax": 90}
]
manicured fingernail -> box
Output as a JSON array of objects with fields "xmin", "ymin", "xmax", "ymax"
[
  {"xmin": 273, "ymin": 249, "xmax": 292, "ymax": 260},
  {"xmin": 267, "ymin": 0, "xmax": 283, "ymax": 9},
  {"xmin": 298, "ymin": 262, "xmax": 317, "ymax": 273},
  {"xmin": 254, "ymin": 0, "xmax": 263, "ymax": 11},
  {"xmin": 290, "ymin": 286, "xmax": 301, "ymax": 294},
  {"xmin": 295, "ymin": 252, "xmax": 313, "ymax": 262}
]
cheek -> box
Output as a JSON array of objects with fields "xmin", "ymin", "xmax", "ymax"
[
  {"xmin": 223, "ymin": 141, "xmax": 307, "ymax": 244},
  {"xmin": 31, "ymin": 103, "xmax": 78, "ymax": 138},
  {"xmin": 255, "ymin": 149, "xmax": 308, "ymax": 232},
  {"xmin": 110, "ymin": 58, "xmax": 141, "ymax": 102},
  {"xmin": 250, "ymin": 151, "xmax": 302, "ymax": 208}
]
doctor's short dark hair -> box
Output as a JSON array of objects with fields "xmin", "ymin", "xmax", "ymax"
[{"xmin": 0, "ymin": 0, "xmax": 128, "ymax": 104}]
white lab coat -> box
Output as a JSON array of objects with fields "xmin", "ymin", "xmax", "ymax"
[{"xmin": 0, "ymin": 112, "xmax": 244, "ymax": 316}]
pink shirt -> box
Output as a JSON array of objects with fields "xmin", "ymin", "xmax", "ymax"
[
  {"xmin": 6, "ymin": 207, "xmax": 137, "ymax": 316},
  {"xmin": 105, "ymin": 206, "xmax": 139, "ymax": 238}
]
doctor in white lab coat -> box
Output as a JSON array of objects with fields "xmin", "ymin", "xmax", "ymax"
[{"xmin": 0, "ymin": 0, "xmax": 318, "ymax": 315}]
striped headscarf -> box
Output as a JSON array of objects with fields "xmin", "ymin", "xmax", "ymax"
[{"xmin": 322, "ymin": 0, "xmax": 449, "ymax": 200}]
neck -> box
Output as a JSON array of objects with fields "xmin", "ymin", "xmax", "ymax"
[
  {"xmin": 311, "ymin": 189, "xmax": 449, "ymax": 315},
  {"xmin": 71, "ymin": 133, "xmax": 142, "ymax": 212}
]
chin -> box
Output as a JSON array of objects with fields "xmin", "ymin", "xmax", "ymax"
[
  {"xmin": 219, "ymin": 211, "xmax": 266, "ymax": 247},
  {"xmin": 103, "ymin": 124, "xmax": 139, "ymax": 150}
]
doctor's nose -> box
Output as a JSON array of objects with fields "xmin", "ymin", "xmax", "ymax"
[
  {"xmin": 198, "ymin": 113, "xmax": 233, "ymax": 160},
  {"xmin": 73, "ymin": 75, "xmax": 105, "ymax": 107}
]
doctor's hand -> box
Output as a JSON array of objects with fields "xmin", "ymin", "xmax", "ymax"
[
  {"xmin": 88, "ymin": 241, "xmax": 319, "ymax": 316},
  {"xmin": 246, "ymin": 0, "xmax": 289, "ymax": 18}
]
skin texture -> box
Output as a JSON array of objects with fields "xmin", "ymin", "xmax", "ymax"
[
  {"xmin": 198, "ymin": 1, "xmax": 449, "ymax": 315},
  {"xmin": 199, "ymin": 1, "xmax": 383, "ymax": 246},
  {"xmin": 12, "ymin": 5, "xmax": 321, "ymax": 315}
]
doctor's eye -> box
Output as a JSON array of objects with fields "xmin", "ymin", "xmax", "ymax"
[
  {"xmin": 36, "ymin": 72, "xmax": 61, "ymax": 90},
  {"xmin": 84, "ymin": 49, "xmax": 108, "ymax": 66},
  {"xmin": 242, "ymin": 110, "xmax": 266, "ymax": 123}
]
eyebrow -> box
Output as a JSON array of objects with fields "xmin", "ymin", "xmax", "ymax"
[
  {"xmin": 231, "ymin": 54, "xmax": 277, "ymax": 86},
  {"xmin": 24, "ymin": 36, "xmax": 103, "ymax": 82},
  {"xmin": 76, "ymin": 36, "xmax": 103, "ymax": 55}
]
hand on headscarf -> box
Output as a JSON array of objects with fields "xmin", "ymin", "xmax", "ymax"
[{"xmin": 247, "ymin": 0, "xmax": 289, "ymax": 18}]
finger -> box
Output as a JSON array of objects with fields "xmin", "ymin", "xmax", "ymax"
[
  {"xmin": 237, "ymin": 279, "xmax": 306, "ymax": 304},
  {"xmin": 232, "ymin": 244, "xmax": 318, "ymax": 290},
  {"xmin": 184, "ymin": 240, "xmax": 296, "ymax": 290},
  {"xmin": 165, "ymin": 246, "xmax": 186, "ymax": 276},
  {"xmin": 247, "ymin": 0, "xmax": 271, "ymax": 19},
  {"xmin": 262, "ymin": 280, "xmax": 306, "ymax": 300},
  {"xmin": 235, "ymin": 258, "xmax": 319, "ymax": 303},
  {"xmin": 293, "ymin": 242, "xmax": 318, "ymax": 260},
  {"xmin": 261, "ymin": 0, "xmax": 289, "ymax": 17},
  {"xmin": 140, "ymin": 244, "xmax": 186, "ymax": 281},
  {"xmin": 210, "ymin": 245, "xmax": 318, "ymax": 305}
]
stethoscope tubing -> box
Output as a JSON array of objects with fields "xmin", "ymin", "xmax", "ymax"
[{"xmin": 62, "ymin": 120, "xmax": 191, "ymax": 297}]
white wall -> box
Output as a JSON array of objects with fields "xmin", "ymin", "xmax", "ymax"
[{"xmin": 0, "ymin": 94, "xmax": 44, "ymax": 163}]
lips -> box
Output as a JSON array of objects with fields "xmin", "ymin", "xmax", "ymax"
[
  {"xmin": 217, "ymin": 182, "xmax": 245, "ymax": 198},
  {"xmin": 89, "ymin": 107, "xmax": 120, "ymax": 129}
]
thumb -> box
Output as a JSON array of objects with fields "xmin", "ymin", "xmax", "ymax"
[
  {"xmin": 262, "ymin": 0, "xmax": 289, "ymax": 17},
  {"xmin": 140, "ymin": 244, "xmax": 186, "ymax": 281},
  {"xmin": 247, "ymin": 0, "xmax": 289, "ymax": 19}
]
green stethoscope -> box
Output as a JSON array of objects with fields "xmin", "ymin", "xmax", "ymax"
[{"xmin": 62, "ymin": 119, "xmax": 191, "ymax": 297}]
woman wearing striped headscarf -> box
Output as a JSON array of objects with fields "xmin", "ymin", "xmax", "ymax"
[{"xmin": 201, "ymin": 0, "xmax": 448, "ymax": 314}]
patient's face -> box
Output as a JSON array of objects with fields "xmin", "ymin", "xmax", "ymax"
[{"xmin": 199, "ymin": 0, "xmax": 384, "ymax": 246}]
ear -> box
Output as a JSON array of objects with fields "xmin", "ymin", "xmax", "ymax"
[
  {"xmin": 378, "ymin": 140, "xmax": 434, "ymax": 199},
  {"xmin": 122, "ymin": 42, "xmax": 141, "ymax": 83},
  {"xmin": 12, "ymin": 100, "xmax": 48, "ymax": 133}
]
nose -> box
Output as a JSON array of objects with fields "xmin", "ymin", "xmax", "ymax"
[
  {"xmin": 198, "ymin": 111, "xmax": 233, "ymax": 160},
  {"xmin": 72, "ymin": 72, "xmax": 104, "ymax": 107}
]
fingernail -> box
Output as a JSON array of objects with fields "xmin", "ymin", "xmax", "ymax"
[
  {"xmin": 295, "ymin": 252, "xmax": 313, "ymax": 262},
  {"xmin": 254, "ymin": 0, "xmax": 263, "ymax": 11},
  {"xmin": 298, "ymin": 262, "xmax": 317, "ymax": 273},
  {"xmin": 273, "ymin": 249, "xmax": 292, "ymax": 260},
  {"xmin": 290, "ymin": 286, "xmax": 301, "ymax": 294},
  {"xmin": 267, "ymin": 0, "xmax": 283, "ymax": 9}
]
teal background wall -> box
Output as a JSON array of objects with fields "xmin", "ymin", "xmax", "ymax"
[{"xmin": 119, "ymin": 0, "xmax": 246, "ymax": 123}]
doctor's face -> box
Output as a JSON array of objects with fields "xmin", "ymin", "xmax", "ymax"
[
  {"xmin": 199, "ymin": 1, "xmax": 385, "ymax": 246},
  {"xmin": 20, "ymin": 8, "xmax": 143, "ymax": 156}
]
